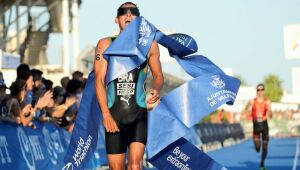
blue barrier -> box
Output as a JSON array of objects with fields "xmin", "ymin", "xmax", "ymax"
[
  {"xmin": 0, "ymin": 121, "xmax": 107, "ymax": 170},
  {"xmin": 195, "ymin": 123, "xmax": 244, "ymax": 147}
]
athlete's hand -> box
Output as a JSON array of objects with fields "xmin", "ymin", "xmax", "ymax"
[
  {"xmin": 103, "ymin": 113, "xmax": 120, "ymax": 133},
  {"xmin": 147, "ymin": 89, "xmax": 160, "ymax": 104}
]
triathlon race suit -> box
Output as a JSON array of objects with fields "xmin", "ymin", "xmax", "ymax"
[
  {"xmin": 105, "ymin": 37, "xmax": 148, "ymax": 154},
  {"xmin": 252, "ymin": 98, "xmax": 269, "ymax": 141}
]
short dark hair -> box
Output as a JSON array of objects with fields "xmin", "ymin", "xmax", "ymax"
[
  {"xmin": 17, "ymin": 64, "xmax": 30, "ymax": 76},
  {"xmin": 42, "ymin": 78, "xmax": 53, "ymax": 91},
  {"xmin": 117, "ymin": 2, "xmax": 138, "ymax": 15},
  {"xmin": 72, "ymin": 71, "xmax": 83, "ymax": 80},
  {"xmin": 53, "ymin": 86, "xmax": 66, "ymax": 100},
  {"xmin": 66, "ymin": 79, "xmax": 83, "ymax": 95},
  {"xmin": 118, "ymin": 2, "xmax": 138, "ymax": 9},
  {"xmin": 256, "ymin": 83, "xmax": 264, "ymax": 89},
  {"xmin": 10, "ymin": 79, "xmax": 26, "ymax": 96},
  {"xmin": 31, "ymin": 69, "xmax": 43, "ymax": 81},
  {"xmin": 60, "ymin": 76, "xmax": 70, "ymax": 89},
  {"xmin": 17, "ymin": 71, "xmax": 32, "ymax": 81}
]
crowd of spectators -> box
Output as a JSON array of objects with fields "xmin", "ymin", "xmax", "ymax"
[{"xmin": 0, "ymin": 64, "xmax": 86, "ymax": 132}]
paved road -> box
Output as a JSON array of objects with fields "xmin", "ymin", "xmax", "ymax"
[{"xmin": 208, "ymin": 137, "xmax": 300, "ymax": 170}]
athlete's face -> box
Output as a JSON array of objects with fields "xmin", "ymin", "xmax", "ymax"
[
  {"xmin": 256, "ymin": 86, "xmax": 265, "ymax": 97},
  {"xmin": 115, "ymin": 4, "xmax": 139, "ymax": 31}
]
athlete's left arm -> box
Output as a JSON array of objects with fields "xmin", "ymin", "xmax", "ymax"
[
  {"xmin": 147, "ymin": 40, "xmax": 164, "ymax": 104},
  {"xmin": 267, "ymin": 100, "xmax": 272, "ymax": 119}
]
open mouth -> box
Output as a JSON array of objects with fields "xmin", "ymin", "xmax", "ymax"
[{"xmin": 125, "ymin": 20, "xmax": 131, "ymax": 24}]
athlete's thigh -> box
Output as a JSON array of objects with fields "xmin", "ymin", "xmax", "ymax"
[
  {"xmin": 253, "ymin": 122, "xmax": 261, "ymax": 140},
  {"xmin": 131, "ymin": 115, "xmax": 147, "ymax": 144},
  {"xmin": 105, "ymin": 131, "xmax": 127, "ymax": 154},
  {"xmin": 262, "ymin": 122, "xmax": 269, "ymax": 141}
]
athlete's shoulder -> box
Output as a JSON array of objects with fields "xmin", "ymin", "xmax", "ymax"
[
  {"xmin": 96, "ymin": 37, "xmax": 111, "ymax": 48},
  {"xmin": 148, "ymin": 40, "xmax": 159, "ymax": 55},
  {"xmin": 249, "ymin": 98, "xmax": 255, "ymax": 105}
]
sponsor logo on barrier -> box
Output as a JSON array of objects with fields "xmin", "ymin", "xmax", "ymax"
[
  {"xmin": 210, "ymin": 75, "xmax": 225, "ymax": 89},
  {"xmin": 42, "ymin": 128, "xmax": 64, "ymax": 164},
  {"xmin": 17, "ymin": 127, "xmax": 35, "ymax": 170},
  {"xmin": 139, "ymin": 18, "xmax": 152, "ymax": 46},
  {"xmin": 62, "ymin": 162, "xmax": 73, "ymax": 170},
  {"xmin": 0, "ymin": 136, "xmax": 12, "ymax": 164},
  {"xmin": 28, "ymin": 136, "xmax": 44, "ymax": 160}
]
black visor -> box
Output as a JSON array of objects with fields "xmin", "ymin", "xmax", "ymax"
[{"xmin": 117, "ymin": 7, "xmax": 140, "ymax": 17}]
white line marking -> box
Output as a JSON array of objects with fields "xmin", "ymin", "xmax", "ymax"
[{"xmin": 293, "ymin": 138, "xmax": 299, "ymax": 170}]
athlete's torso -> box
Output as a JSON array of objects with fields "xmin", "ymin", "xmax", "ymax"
[
  {"xmin": 252, "ymin": 98, "xmax": 268, "ymax": 122},
  {"xmin": 106, "ymin": 37, "xmax": 148, "ymax": 124}
]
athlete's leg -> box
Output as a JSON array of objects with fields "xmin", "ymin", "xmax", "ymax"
[
  {"xmin": 128, "ymin": 142, "xmax": 145, "ymax": 170},
  {"xmin": 253, "ymin": 122, "xmax": 261, "ymax": 152},
  {"xmin": 260, "ymin": 140, "xmax": 268, "ymax": 168},
  {"xmin": 253, "ymin": 132, "xmax": 261, "ymax": 152},
  {"xmin": 254, "ymin": 135, "xmax": 261, "ymax": 152},
  {"xmin": 105, "ymin": 128, "xmax": 127, "ymax": 170},
  {"xmin": 107, "ymin": 154, "xmax": 126, "ymax": 170},
  {"xmin": 127, "ymin": 115, "xmax": 147, "ymax": 170},
  {"xmin": 260, "ymin": 121, "xmax": 269, "ymax": 168}
]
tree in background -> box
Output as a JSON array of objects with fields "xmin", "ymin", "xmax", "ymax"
[
  {"xmin": 263, "ymin": 74, "xmax": 283, "ymax": 102},
  {"xmin": 235, "ymin": 75, "xmax": 247, "ymax": 86}
]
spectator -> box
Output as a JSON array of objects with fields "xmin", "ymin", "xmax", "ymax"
[
  {"xmin": 17, "ymin": 71, "xmax": 34, "ymax": 106},
  {"xmin": 53, "ymin": 79, "xmax": 83, "ymax": 132},
  {"xmin": 42, "ymin": 78, "xmax": 53, "ymax": 91},
  {"xmin": 72, "ymin": 70, "xmax": 84, "ymax": 81},
  {"xmin": 60, "ymin": 76, "xmax": 70, "ymax": 90},
  {"xmin": 6, "ymin": 79, "xmax": 32, "ymax": 126},
  {"xmin": 31, "ymin": 69, "xmax": 43, "ymax": 93},
  {"xmin": 17, "ymin": 64, "xmax": 30, "ymax": 76},
  {"xmin": 50, "ymin": 86, "xmax": 76, "ymax": 129},
  {"xmin": 0, "ymin": 77, "xmax": 9, "ymax": 121}
]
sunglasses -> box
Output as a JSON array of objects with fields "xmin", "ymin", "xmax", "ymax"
[
  {"xmin": 117, "ymin": 7, "xmax": 140, "ymax": 17},
  {"xmin": 257, "ymin": 88, "xmax": 264, "ymax": 92}
]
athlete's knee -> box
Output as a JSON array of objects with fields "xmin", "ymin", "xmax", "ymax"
[
  {"xmin": 128, "ymin": 160, "xmax": 142, "ymax": 170},
  {"xmin": 262, "ymin": 140, "xmax": 269, "ymax": 149},
  {"xmin": 108, "ymin": 159, "xmax": 125, "ymax": 170},
  {"xmin": 253, "ymin": 141, "xmax": 260, "ymax": 152},
  {"xmin": 255, "ymin": 145, "xmax": 260, "ymax": 152},
  {"xmin": 108, "ymin": 163, "xmax": 124, "ymax": 170}
]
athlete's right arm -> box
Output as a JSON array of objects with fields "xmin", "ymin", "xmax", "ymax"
[
  {"xmin": 94, "ymin": 38, "xmax": 120, "ymax": 133},
  {"xmin": 244, "ymin": 99, "xmax": 253, "ymax": 118}
]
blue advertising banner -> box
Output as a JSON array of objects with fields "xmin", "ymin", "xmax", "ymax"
[{"xmin": 0, "ymin": 122, "xmax": 106, "ymax": 170}]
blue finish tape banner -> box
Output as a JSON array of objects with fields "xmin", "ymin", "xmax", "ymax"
[
  {"xmin": 64, "ymin": 16, "xmax": 240, "ymax": 170},
  {"xmin": 149, "ymin": 138, "xmax": 227, "ymax": 170}
]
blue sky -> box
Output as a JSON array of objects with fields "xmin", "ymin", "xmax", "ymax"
[{"xmin": 54, "ymin": 0, "xmax": 300, "ymax": 92}]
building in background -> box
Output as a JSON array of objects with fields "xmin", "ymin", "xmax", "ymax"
[
  {"xmin": 0, "ymin": 0, "xmax": 81, "ymax": 75},
  {"xmin": 284, "ymin": 24, "xmax": 300, "ymax": 60}
]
